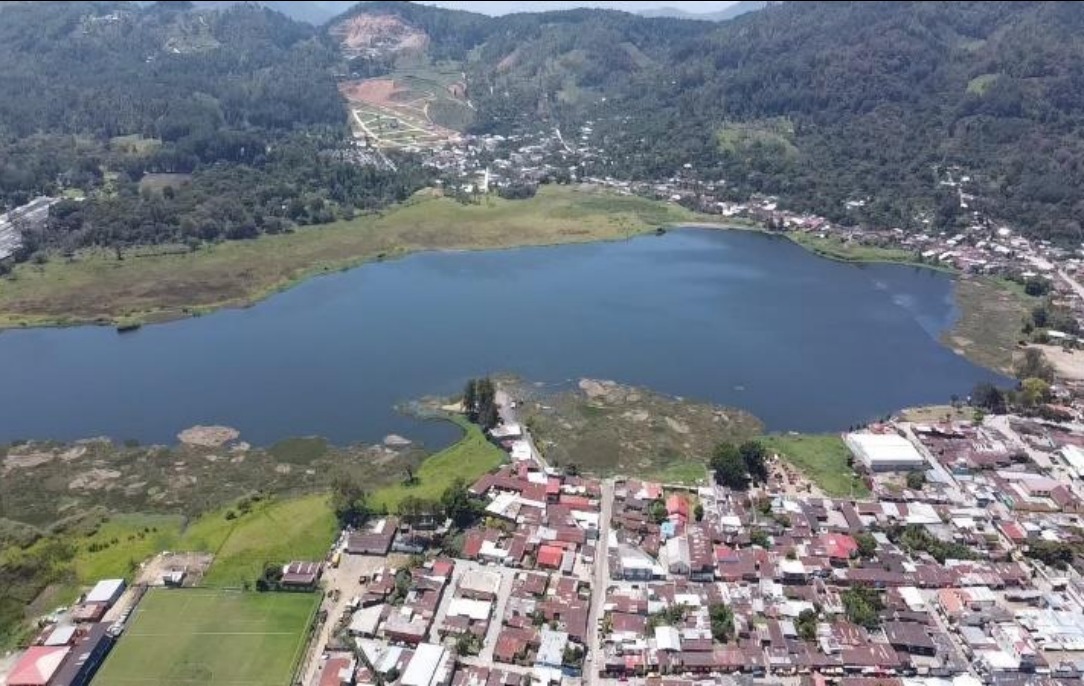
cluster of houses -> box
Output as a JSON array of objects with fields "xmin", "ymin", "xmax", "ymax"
[
  {"xmin": 311, "ymin": 454, "xmax": 603, "ymax": 686},
  {"xmin": 304, "ymin": 388, "xmax": 1084, "ymax": 686},
  {"xmin": 594, "ymin": 414, "xmax": 1084, "ymax": 686},
  {"xmin": 5, "ymin": 579, "xmax": 125, "ymax": 686}
]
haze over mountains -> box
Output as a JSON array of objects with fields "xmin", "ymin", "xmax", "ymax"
[
  {"xmin": 189, "ymin": 1, "xmax": 757, "ymax": 25},
  {"xmin": 2, "ymin": 0, "xmax": 1084, "ymax": 249},
  {"xmin": 637, "ymin": 2, "xmax": 767, "ymax": 22}
]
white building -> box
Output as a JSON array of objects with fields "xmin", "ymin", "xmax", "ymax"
[
  {"xmin": 446, "ymin": 598, "xmax": 492, "ymax": 622},
  {"xmin": 401, "ymin": 643, "xmax": 451, "ymax": 686},
  {"xmin": 536, "ymin": 629, "xmax": 569, "ymax": 668},
  {"xmin": 665, "ymin": 537, "xmax": 690, "ymax": 575},
  {"xmin": 85, "ymin": 579, "xmax": 126, "ymax": 606},
  {"xmin": 845, "ymin": 432, "xmax": 926, "ymax": 472}
]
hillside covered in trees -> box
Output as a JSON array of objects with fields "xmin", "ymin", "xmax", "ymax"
[
  {"xmin": 334, "ymin": 0, "xmax": 1084, "ymax": 241},
  {"xmin": 0, "ymin": 1, "xmax": 434, "ymax": 255},
  {"xmin": 4, "ymin": 1, "xmax": 1084, "ymax": 258}
]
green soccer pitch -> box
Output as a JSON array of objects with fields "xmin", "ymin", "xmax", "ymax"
[{"xmin": 93, "ymin": 588, "xmax": 319, "ymax": 686}]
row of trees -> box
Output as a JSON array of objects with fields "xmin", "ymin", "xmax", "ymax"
[
  {"xmin": 887, "ymin": 524, "xmax": 977, "ymax": 565},
  {"xmin": 463, "ymin": 377, "xmax": 499, "ymax": 431},
  {"xmin": 710, "ymin": 440, "xmax": 769, "ymax": 490},
  {"xmin": 331, "ymin": 469, "xmax": 486, "ymax": 532}
]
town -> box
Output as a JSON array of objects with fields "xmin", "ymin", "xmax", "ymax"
[{"xmin": 9, "ymin": 388, "xmax": 1084, "ymax": 686}]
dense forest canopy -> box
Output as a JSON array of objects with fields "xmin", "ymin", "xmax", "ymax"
[
  {"xmin": 0, "ymin": 2, "xmax": 438, "ymax": 254},
  {"xmin": 3, "ymin": 0, "xmax": 1084, "ymax": 256}
]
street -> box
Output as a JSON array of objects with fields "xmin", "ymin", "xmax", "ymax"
[
  {"xmin": 301, "ymin": 551, "xmax": 402, "ymax": 686},
  {"xmin": 585, "ymin": 480, "xmax": 614, "ymax": 686},
  {"xmin": 496, "ymin": 389, "xmax": 549, "ymax": 470}
]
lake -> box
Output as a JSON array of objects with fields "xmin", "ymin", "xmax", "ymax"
[{"xmin": 0, "ymin": 229, "xmax": 1008, "ymax": 448}]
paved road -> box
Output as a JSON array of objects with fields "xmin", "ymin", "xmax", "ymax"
[
  {"xmin": 898, "ymin": 423, "xmax": 958, "ymax": 489},
  {"xmin": 585, "ymin": 479, "xmax": 614, "ymax": 685},
  {"xmin": 1056, "ymin": 268, "xmax": 1084, "ymax": 302},
  {"xmin": 301, "ymin": 552, "xmax": 397, "ymax": 686},
  {"xmin": 496, "ymin": 389, "xmax": 549, "ymax": 470}
]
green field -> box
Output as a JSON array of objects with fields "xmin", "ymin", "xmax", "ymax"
[
  {"xmin": 787, "ymin": 233, "xmax": 919, "ymax": 265},
  {"xmin": 945, "ymin": 276, "xmax": 1033, "ymax": 374},
  {"xmin": 370, "ymin": 417, "xmax": 505, "ymax": 512},
  {"xmin": 760, "ymin": 434, "xmax": 870, "ymax": 498},
  {"xmin": 193, "ymin": 495, "xmax": 337, "ymax": 588},
  {"xmin": 0, "ymin": 186, "xmax": 702, "ymax": 328},
  {"xmin": 73, "ymin": 513, "xmax": 185, "ymax": 582},
  {"xmin": 94, "ymin": 588, "xmax": 318, "ymax": 686},
  {"xmin": 651, "ymin": 461, "xmax": 710, "ymax": 486},
  {"xmin": 68, "ymin": 495, "xmax": 336, "ymax": 589}
]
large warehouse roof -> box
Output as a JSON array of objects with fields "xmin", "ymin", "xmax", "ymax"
[{"xmin": 846, "ymin": 432, "xmax": 925, "ymax": 470}]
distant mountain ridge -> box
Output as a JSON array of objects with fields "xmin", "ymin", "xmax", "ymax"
[
  {"xmin": 2, "ymin": 1, "xmax": 1084, "ymax": 242},
  {"xmin": 191, "ymin": 1, "xmax": 355, "ymax": 24},
  {"xmin": 637, "ymin": 1, "xmax": 768, "ymax": 22}
]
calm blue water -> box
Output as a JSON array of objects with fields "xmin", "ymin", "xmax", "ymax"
[{"xmin": 0, "ymin": 229, "xmax": 1008, "ymax": 447}]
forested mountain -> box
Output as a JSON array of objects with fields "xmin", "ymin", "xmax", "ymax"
[
  {"xmin": 334, "ymin": 0, "xmax": 1084, "ymax": 240},
  {"xmin": 3, "ymin": 1, "xmax": 1084, "ymax": 257},
  {"xmin": 604, "ymin": 1, "xmax": 1084, "ymax": 238},
  {"xmin": 0, "ymin": 1, "xmax": 438, "ymax": 255}
]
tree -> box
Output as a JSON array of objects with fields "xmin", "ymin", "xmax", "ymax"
[
  {"xmin": 1024, "ymin": 540, "xmax": 1076, "ymax": 570},
  {"xmin": 906, "ymin": 470, "xmax": 926, "ymax": 490},
  {"xmin": 1015, "ymin": 348, "xmax": 1054, "ymax": 382},
  {"xmin": 442, "ymin": 477, "xmax": 483, "ymax": 529},
  {"xmin": 854, "ymin": 532, "xmax": 877, "ymax": 559},
  {"xmin": 841, "ymin": 586, "xmax": 883, "ymax": 629},
  {"xmin": 796, "ymin": 608, "xmax": 818, "ymax": 642},
  {"xmin": 562, "ymin": 643, "xmax": 585, "ymax": 669},
  {"xmin": 749, "ymin": 528, "xmax": 770, "ymax": 548},
  {"xmin": 708, "ymin": 603, "xmax": 734, "ymax": 642},
  {"xmin": 1019, "ymin": 377, "xmax": 1051, "ymax": 407},
  {"xmin": 478, "ymin": 402, "xmax": 499, "ymax": 431},
  {"xmin": 971, "ymin": 382, "xmax": 1006, "ymax": 413},
  {"xmin": 693, "ymin": 502, "xmax": 704, "ymax": 522},
  {"xmin": 331, "ymin": 470, "xmax": 370, "ymax": 527},
  {"xmin": 711, "ymin": 442, "xmax": 750, "ymax": 490},
  {"xmin": 465, "ymin": 376, "xmax": 499, "ymax": 430},
  {"xmin": 1024, "ymin": 278, "xmax": 1050, "ymax": 297},
  {"xmin": 463, "ymin": 379, "xmax": 477, "ymax": 417},
  {"xmin": 739, "ymin": 440, "xmax": 769, "ymax": 484},
  {"xmin": 648, "ymin": 499, "xmax": 668, "ymax": 524}
]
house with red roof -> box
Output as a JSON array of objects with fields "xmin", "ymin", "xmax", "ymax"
[
  {"xmin": 666, "ymin": 495, "xmax": 689, "ymax": 520},
  {"xmin": 537, "ymin": 545, "xmax": 565, "ymax": 570},
  {"xmin": 997, "ymin": 520, "xmax": 1027, "ymax": 545},
  {"xmin": 318, "ymin": 655, "xmax": 356, "ymax": 686},
  {"xmin": 431, "ymin": 558, "xmax": 455, "ymax": 579},
  {"xmin": 6, "ymin": 646, "xmax": 70, "ymax": 686},
  {"xmin": 546, "ymin": 478, "xmax": 561, "ymax": 503},
  {"xmin": 819, "ymin": 533, "xmax": 859, "ymax": 563}
]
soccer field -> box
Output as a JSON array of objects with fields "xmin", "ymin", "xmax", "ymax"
[{"xmin": 93, "ymin": 589, "xmax": 319, "ymax": 686}]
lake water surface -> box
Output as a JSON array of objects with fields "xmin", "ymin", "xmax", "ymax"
[{"xmin": 0, "ymin": 229, "xmax": 1009, "ymax": 448}]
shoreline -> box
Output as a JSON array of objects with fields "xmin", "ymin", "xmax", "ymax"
[{"xmin": 0, "ymin": 190, "xmax": 1025, "ymax": 374}]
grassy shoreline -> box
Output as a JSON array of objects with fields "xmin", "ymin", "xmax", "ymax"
[
  {"xmin": 0, "ymin": 185, "xmax": 1027, "ymax": 373},
  {"xmin": 0, "ymin": 186, "xmax": 705, "ymax": 330}
]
